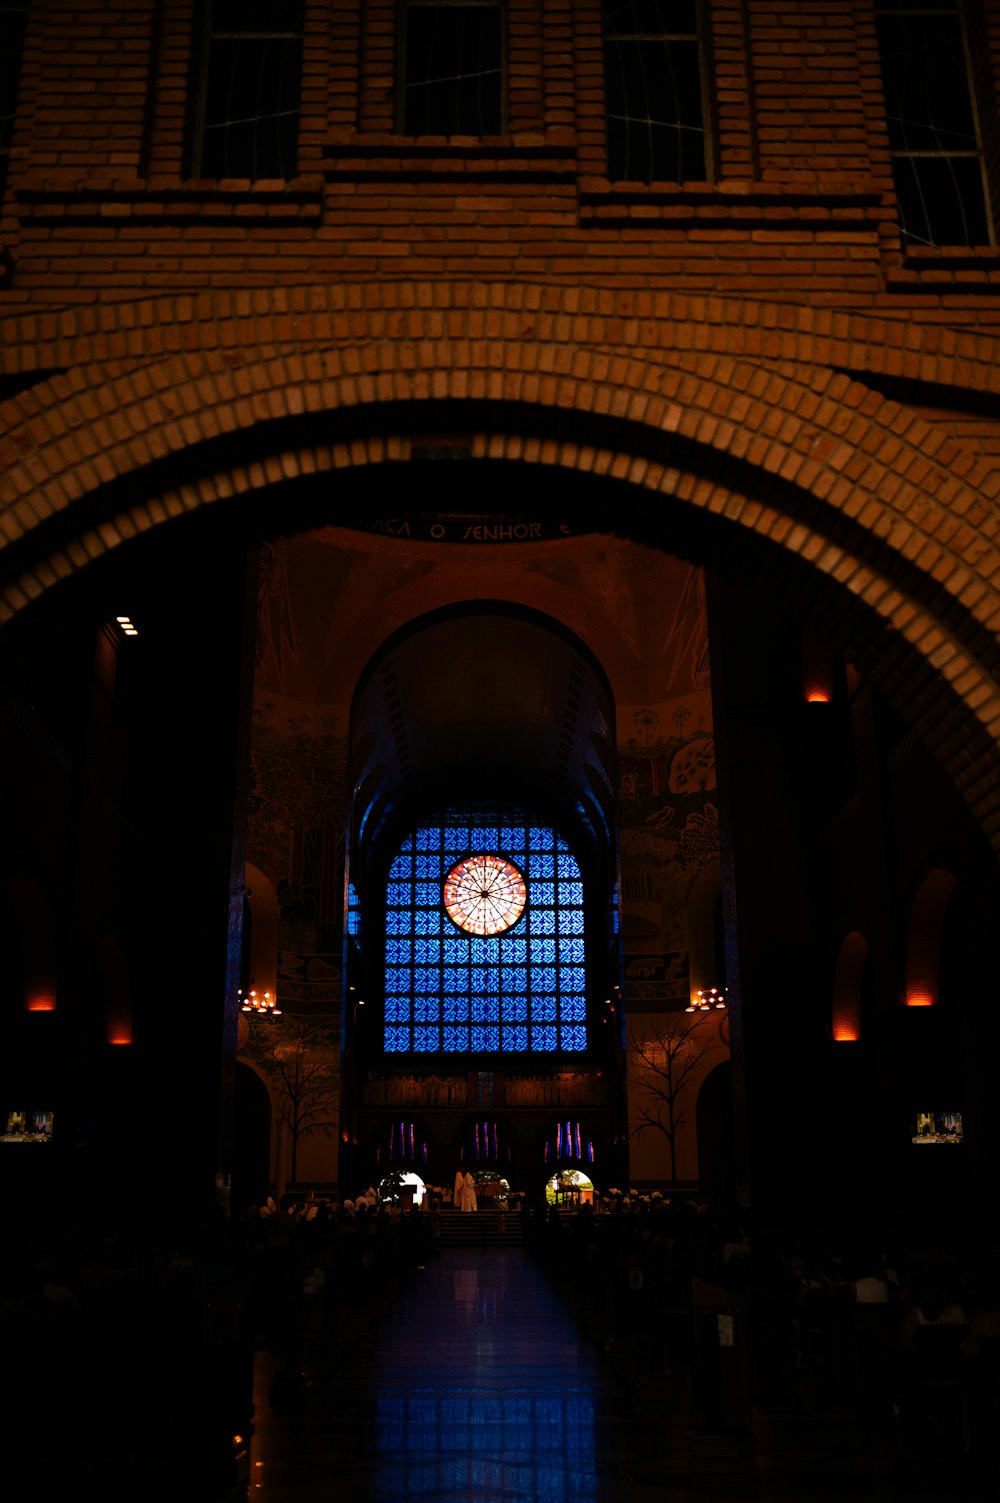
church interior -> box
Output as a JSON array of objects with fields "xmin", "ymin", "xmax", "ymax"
[{"xmin": 4, "ymin": 1, "xmax": 1000, "ymax": 1497}]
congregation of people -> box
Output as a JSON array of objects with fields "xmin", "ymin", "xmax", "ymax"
[{"xmin": 3, "ymin": 1185, "xmax": 999, "ymax": 1490}]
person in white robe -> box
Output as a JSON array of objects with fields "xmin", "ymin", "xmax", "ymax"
[{"xmin": 460, "ymin": 1171, "xmax": 477, "ymax": 1213}]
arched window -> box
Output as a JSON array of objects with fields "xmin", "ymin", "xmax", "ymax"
[{"xmin": 382, "ymin": 805, "xmax": 587, "ymax": 1056}]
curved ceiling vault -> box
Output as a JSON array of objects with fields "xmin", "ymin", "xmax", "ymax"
[{"xmin": 349, "ymin": 605, "xmax": 616, "ymax": 892}]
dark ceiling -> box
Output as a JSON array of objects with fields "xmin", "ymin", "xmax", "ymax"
[{"xmin": 349, "ymin": 605, "xmax": 617, "ymax": 892}]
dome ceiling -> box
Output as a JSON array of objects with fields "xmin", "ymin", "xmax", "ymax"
[{"xmin": 350, "ymin": 605, "xmax": 616, "ymax": 889}]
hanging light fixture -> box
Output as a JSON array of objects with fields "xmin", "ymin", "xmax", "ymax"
[
  {"xmin": 239, "ymin": 986, "xmax": 281, "ymax": 1018},
  {"xmin": 686, "ymin": 986, "xmax": 727, "ymax": 1013}
]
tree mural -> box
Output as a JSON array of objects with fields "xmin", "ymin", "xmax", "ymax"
[
  {"xmin": 628, "ymin": 1009, "xmax": 727, "ymax": 1182},
  {"xmin": 244, "ymin": 1015, "xmax": 339, "ymax": 1184}
]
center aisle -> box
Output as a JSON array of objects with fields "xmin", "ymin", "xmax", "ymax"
[{"xmin": 250, "ymin": 1247, "xmax": 667, "ymax": 1503}]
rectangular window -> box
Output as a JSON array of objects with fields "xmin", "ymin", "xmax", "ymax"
[
  {"xmin": 400, "ymin": 1, "xmax": 505, "ymax": 136},
  {"xmin": 192, "ymin": 0, "xmax": 305, "ymax": 179},
  {"xmin": 0, "ymin": 1, "xmax": 28, "ymax": 201},
  {"xmin": 876, "ymin": 0, "xmax": 991, "ymax": 247},
  {"xmin": 602, "ymin": 0, "xmax": 709, "ymax": 184}
]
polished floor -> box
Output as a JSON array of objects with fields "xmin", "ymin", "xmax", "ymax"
[{"xmin": 243, "ymin": 1247, "xmax": 991, "ymax": 1503}]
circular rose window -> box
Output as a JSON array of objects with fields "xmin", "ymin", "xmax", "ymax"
[{"xmin": 443, "ymin": 854, "xmax": 527, "ymax": 936}]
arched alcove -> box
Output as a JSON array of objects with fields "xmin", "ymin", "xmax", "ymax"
[
  {"xmin": 832, "ymin": 930, "xmax": 869, "ymax": 1041},
  {"xmin": 905, "ymin": 869, "xmax": 958, "ymax": 1009}
]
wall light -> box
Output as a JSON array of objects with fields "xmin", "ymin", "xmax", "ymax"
[{"xmin": 687, "ymin": 986, "xmax": 727, "ymax": 1013}]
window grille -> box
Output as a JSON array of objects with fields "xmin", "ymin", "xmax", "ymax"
[
  {"xmin": 602, "ymin": 0, "xmax": 709, "ymax": 184},
  {"xmin": 382, "ymin": 804, "xmax": 588, "ymax": 1057},
  {"xmin": 875, "ymin": 0, "xmax": 992, "ymax": 247},
  {"xmin": 400, "ymin": 1, "xmax": 505, "ymax": 136},
  {"xmin": 192, "ymin": 0, "xmax": 304, "ymax": 180},
  {"xmin": 0, "ymin": 2, "xmax": 28, "ymax": 201}
]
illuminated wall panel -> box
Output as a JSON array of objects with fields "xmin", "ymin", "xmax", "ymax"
[{"xmin": 382, "ymin": 807, "xmax": 587, "ymax": 1055}]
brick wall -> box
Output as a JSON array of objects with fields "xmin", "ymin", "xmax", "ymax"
[
  {"xmin": 2, "ymin": 1, "xmax": 999, "ymax": 309},
  {"xmin": 3, "ymin": 1, "xmax": 1000, "ymax": 844}
]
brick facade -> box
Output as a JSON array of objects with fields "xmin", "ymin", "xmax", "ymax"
[{"xmin": 3, "ymin": 2, "xmax": 1000, "ymax": 1217}]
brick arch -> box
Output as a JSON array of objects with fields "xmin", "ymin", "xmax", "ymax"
[
  {"xmin": 4, "ymin": 285, "xmax": 1000, "ymax": 404},
  {"xmin": 3, "ymin": 325, "xmax": 1000, "ymax": 846}
]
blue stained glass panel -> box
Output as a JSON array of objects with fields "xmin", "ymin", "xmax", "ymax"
[
  {"xmin": 560, "ymin": 1025, "xmax": 587, "ymax": 1051},
  {"xmin": 382, "ymin": 805, "xmax": 588, "ymax": 1056}
]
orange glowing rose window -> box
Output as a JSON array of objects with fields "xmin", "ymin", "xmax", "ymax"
[{"xmin": 443, "ymin": 854, "xmax": 527, "ymax": 936}]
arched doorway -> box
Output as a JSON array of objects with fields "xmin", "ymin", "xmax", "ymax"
[{"xmin": 4, "ymin": 334, "xmax": 1000, "ymax": 1224}]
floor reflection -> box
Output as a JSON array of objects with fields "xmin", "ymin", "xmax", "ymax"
[{"xmin": 372, "ymin": 1252, "xmax": 605, "ymax": 1502}]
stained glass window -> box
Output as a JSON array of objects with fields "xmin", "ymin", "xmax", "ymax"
[
  {"xmin": 382, "ymin": 806, "xmax": 588, "ymax": 1055},
  {"xmin": 444, "ymin": 854, "xmax": 526, "ymax": 934}
]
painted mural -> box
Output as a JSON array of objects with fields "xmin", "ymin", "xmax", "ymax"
[
  {"xmin": 242, "ymin": 542, "xmax": 348, "ymax": 1188},
  {"xmin": 617, "ymin": 564, "xmax": 719, "ymax": 1003}
]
